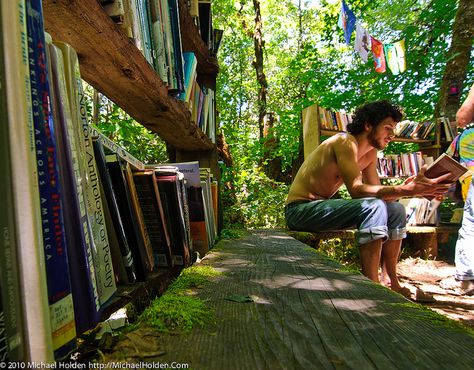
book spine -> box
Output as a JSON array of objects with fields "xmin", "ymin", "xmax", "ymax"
[
  {"xmin": 2, "ymin": 0, "xmax": 54, "ymax": 361},
  {"xmin": 26, "ymin": 0, "xmax": 76, "ymax": 359},
  {"xmin": 133, "ymin": 172, "xmax": 174, "ymax": 267},
  {"xmin": 149, "ymin": 0, "xmax": 168, "ymax": 83},
  {"xmin": 90, "ymin": 125, "xmax": 145, "ymax": 170},
  {"xmin": 74, "ymin": 56, "xmax": 117, "ymax": 305},
  {"xmin": 168, "ymin": 0, "xmax": 184, "ymax": 93},
  {"xmin": 53, "ymin": 46, "xmax": 108, "ymax": 310},
  {"xmin": 106, "ymin": 155, "xmax": 150, "ymax": 280},
  {"xmin": 156, "ymin": 174, "xmax": 188, "ymax": 265},
  {"xmin": 93, "ymin": 139, "xmax": 137, "ymax": 284},
  {"xmin": 123, "ymin": 163, "xmax": 155, "ymax": 271},
  {"xmin": 0, "ymin": 14, "xmax": 24, "ymax": 359},
  {"xmin": 46, "ymin": 40, "xmax": 100, "ymax": 334}
]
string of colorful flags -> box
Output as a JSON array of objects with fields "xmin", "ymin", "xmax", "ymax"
[{"xmin": 338, "ymin": 0, "xmax": 406, "ymax": 75}]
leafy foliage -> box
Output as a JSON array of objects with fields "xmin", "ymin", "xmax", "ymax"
[
  {"xmin": 212, "ymin": 0, "xmax": 472, "ymax": 228},
  {"xmin": 82, "ymin": 83, "xmax": 169, "ymax": 164},
  {"xmin": 221, "ymin": 162, "xmax": 288, "ymax": 228}
]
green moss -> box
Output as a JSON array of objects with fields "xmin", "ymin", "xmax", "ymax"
[
  {"xmin": 139, "ymin": 294, "xmax": 213, "ymax": 333},
  {"xmin": 220, "ymin": 228, "xmax": 248, "ymax": 239},
  {"xmin": 138, "ymin": 265, "xmax": 221, "ymax": 333},
  {"xmin": 167, "ymin": 265, "xmax": 222, "ymax": 294}
]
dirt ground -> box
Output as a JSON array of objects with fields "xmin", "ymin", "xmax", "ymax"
[{"xmin": 397, "ymin": 257, "xmax": 474, "ymax": 328}]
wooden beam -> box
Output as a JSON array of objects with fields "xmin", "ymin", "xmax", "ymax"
[{"xmin": 43, "ymin": 0, "xmax": 214, "ymax": 151}]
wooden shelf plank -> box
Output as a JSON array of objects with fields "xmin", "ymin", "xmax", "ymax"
[{"xmin": 43, "ymin": 0, "xmax": 214, "ymax": 151}]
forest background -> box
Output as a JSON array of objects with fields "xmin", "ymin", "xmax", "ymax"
[{"xmin": 89, "ymin": 0, "xmax": 474, "ymax": 230}]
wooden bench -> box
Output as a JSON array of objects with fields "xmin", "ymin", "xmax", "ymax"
[
  {"xmin": 288, "ymin": 225, "xmax": 460, "ymax": 260},
  {"xmin": 124, "ymin": 229, "xmax": 474, "ymax": 369}
]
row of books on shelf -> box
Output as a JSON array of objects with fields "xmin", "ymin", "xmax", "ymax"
[
  {"xmin": 180, "ymin": 52, "xmax": 216, "ymax": 141},
  {"xmin": 376, "ymin": 151, "xmax": 434, "ymax": 178},
  {"xmin": 1, "ymin": 2, "xmax": 218, "ymax": 361},
  {"xmin": 100, "ymin": 0, "xmax": 222, "ymax": 96},
  {"xmin": 393, "ymin": 119, "xmax": 436, "ymax": 140},
  {"xmin": 317, "ymin": 105, "xmax": 353, "ymax": 132}
]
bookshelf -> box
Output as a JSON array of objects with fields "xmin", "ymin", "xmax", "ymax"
[
  {"xmin": 43, "ymin": 0, "xmax": 221, "ymax": 229},
  {"xmin": 42, "ymin": 0, "xmax": 217, "ymax": 152},
  {"xmin": 302, "ymin": 103, "xmax": 443, "ymax": 163},
  {"xmin": 1, "ymin": 0, "xmax": 221, "ymax": 362}
]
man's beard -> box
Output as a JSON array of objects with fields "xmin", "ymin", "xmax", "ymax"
[{"xmin": 367, "ymin": 130, "xmax": 385, "ymax": 150}]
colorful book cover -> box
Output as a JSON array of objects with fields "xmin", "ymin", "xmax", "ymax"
[{"xmin": 26, "ymin": 0, "xmax": 76, "ymax": 359}]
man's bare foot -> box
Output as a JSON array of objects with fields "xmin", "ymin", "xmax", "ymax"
[{"xmin": 390, "ymin": 285, "xmax": 412, "ymax": 299}]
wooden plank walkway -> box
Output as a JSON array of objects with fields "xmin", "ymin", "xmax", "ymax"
[{"xmin": 134, "ymin": 229, "xmax": 474, "ymax": 370}]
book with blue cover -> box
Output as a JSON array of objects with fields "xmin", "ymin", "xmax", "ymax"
[{"xmin": 26, "ymin": 0, "xmax": 76, "ymax": 359}]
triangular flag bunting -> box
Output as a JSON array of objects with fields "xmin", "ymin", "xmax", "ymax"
[
  {"xmin": 371, "ymin": 36, "xmax": 386, "ymax": 73},
  {"xmin": 354, "ymin": 23, "xmax": 372, "ymax": 62},
  {"xmin": 384, "ymin": 39, "xmax": 406, "ymax": 75},
  {"xmin": 338, "ymin": 0, "xmax": 357, "ymax": 45}
]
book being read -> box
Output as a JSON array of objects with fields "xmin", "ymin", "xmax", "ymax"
[{"xmin": 424, "ymin": 153, "xmax": 470, "ymax": 183}]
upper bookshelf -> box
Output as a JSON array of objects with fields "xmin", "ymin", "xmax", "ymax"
[
  {"xmin": 303, "ymin": 104, "xmax": 441, "ymax": 159},
  {"xmin": 42, "ymin": 0, "xmax": 217, "ymax": 151}
]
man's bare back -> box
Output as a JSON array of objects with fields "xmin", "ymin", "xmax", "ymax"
[{"xmin": 286, "ymin": 133, "xmax": 376, "ymax": 203}]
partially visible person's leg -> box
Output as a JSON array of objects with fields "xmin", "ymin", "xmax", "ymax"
[
  {"xmin": 359, "ymin": 239, "xmax": 383, "ymax": 282},
  {"xmin": 381, "ymin": 239, "xmax": 403, "ymax": 290},
  {"xmin": 380, "ymin": 201, "xmax": 407, "ymax": 292},
  {"xmin": 455, "ymin": 180, "xmax": 474, "ymax": 282},
  {"xmin": 441, "ymin": 180, "xmax": 474, "ymax": 295},
  {"xmin": 285, "ymin": 197, "xmax": 389, "ymax": 240},
  {"xmin": 285, "ymin": 198, "xmax": 390, "ymax": 282}
]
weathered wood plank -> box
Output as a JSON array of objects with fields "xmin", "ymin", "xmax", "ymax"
[
  {"xmin": 150, "ymin": 230, "xmax": 473, "ymax": 370},
  {"xmin": 43, "ymin": 0, "xmax": 213, "ymax": 151}
]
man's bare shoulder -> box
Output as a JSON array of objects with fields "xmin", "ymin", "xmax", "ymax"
[
  {"xmin": 324, "ymin": 132, "xmax": 358, "ymax": 153},
  {"xmin": 328, "ymin": 132, "xmax": 356, "ymax": 145}
]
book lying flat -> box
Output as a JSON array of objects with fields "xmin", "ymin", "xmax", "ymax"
[{"xmin": 424, "ymin": 153, "xmax": 470, "ymax": 183}]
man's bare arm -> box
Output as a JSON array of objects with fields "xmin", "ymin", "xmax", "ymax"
[
  {"xmin": 456, "ymin": 83, "xmax": 474, "ymax": 128},
  {"xmin": 334, "ymin": 137, "xmax": 452, "ymax": 200}
]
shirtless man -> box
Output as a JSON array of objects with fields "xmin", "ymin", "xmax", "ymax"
[{"xmin": 285, "ymin": 100, "xmax": 452, "ymax": 295}]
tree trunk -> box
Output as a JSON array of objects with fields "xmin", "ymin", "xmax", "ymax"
[
  {"xmin": 289, "ymin": 0, "xmax": 306, "ymax": 183},
  {"xmin": 252, "ymin": 0, "xmax": 268, "ymax": 140},
  {"xmin": 261, "ymin": 113, "xmax": 285, "ymax": 181},
  {"xmin": 217, "ymin": 132, "xmax": 233, "ymax": 168},
  {"xmin": 434, "ymin": 0, "xmax": 474, "ymax": 120}
]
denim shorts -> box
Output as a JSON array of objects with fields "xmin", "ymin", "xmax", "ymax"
[{"xmin": 285, "ymin": 197, "xmax": 407, "ymax": 246}]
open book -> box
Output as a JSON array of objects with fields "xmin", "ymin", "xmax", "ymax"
[{"xmin": 424, "ymin": 153, "xmax": 470, "ymax": 183}]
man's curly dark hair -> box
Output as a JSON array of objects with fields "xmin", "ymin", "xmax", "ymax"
[{"xmin": 347, "ymin": 100, "xmax": 404, "ymax": 135}]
